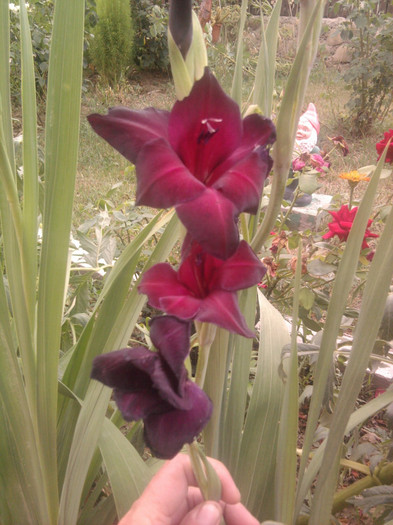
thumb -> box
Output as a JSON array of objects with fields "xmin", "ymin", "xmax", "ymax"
[{"xmin": 179, "ymin": 501, "xmax": 223, "ymax": 525}]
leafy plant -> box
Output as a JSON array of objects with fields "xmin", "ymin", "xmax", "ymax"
[
  {"xmin": 337, "ymin": 0, "xmax": 393, "ymax": 134},
  {"xmin": 130, "ymin": 0, "xmax": 169, "ymax": 71},
  {"xmin": 89, "ymin": 0, "xmax": 134, "ymax": 85}
]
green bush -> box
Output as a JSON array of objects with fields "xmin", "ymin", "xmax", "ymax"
[
  {"xmin": 130, "ymin": 0, "xmax": 169, "ymax": 72},
  {"xmin": 89, "ymin": 0, "xmax": 134, "ymax": 85},
  {"xmin": 337, "ymin": 0, "xmax": 393, "ymax": 134}
]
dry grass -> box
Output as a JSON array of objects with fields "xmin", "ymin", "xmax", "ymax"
[{"xmin": 75, "ymin": 71, "xmax": 175, "ymax": 224}]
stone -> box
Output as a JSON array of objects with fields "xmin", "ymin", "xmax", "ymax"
[
  {"xmin": 332, "ymin": 43, "xmax": 352, "ymax": 64},
  {"xmin": 286, "ymin": 193, "xmax": 333, "ymax": 231}
]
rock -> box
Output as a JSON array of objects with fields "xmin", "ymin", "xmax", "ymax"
[
  {"xmin": 326, "ymin": 29, "xmax": 344, "ymax": 46},
  {"xmin": 331, "ymin": 43, "xmax": 352, "ymax": 64}
]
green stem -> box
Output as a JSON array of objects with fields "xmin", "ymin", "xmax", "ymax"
[
  {"xmin": 188, "ymin": 442, "xmax": 225, "ymax": 525},
  {"xmin": 194, "ymin": 322, "xmax": 217, "ymax": 388},
  {"xmin": 349, "ymin": 185, "xmax": 354, "ymax": 210},
  {"xmin": 278, "ymin": 185, "xmax": 301, "ymax": 233},
  {"xmin": 296, "ymin": 462, "xmax": 393, "ymax": 524}
]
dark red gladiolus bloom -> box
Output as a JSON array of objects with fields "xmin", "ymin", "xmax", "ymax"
[
  {"xmin": 376, "ymin": 129, "xmax": 393, "ymax": 163},
  {"xmin": 87, "ymin": 68, "xmax": 275, "ymax": 259},
  {"xmin": 322, "ymin": 205, "xmax": 378, "ymax": 250},
  {"xmin": 91, "ymin": 316, "xmax": 212, "ymax": 459},
  {"xmin": 138, "ymin": 240, "xmax": 266, "ymax": 337}
]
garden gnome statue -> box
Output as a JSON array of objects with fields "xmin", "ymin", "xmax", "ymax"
[
  {"xmin": 293, "ymin": 103, "xmax": 320, "ymax": 156},
  {"xmin": 285, "ymin": 103, "xmax": 320, "ymax": 207}
]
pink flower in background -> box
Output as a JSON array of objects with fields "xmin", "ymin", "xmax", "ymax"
[{"xmin": 88, "ymin": 68, "xmax": 275, "ymax": 259}]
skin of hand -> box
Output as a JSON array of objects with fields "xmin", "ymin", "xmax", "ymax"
[{"xmin": 118, "ymin": 453, "xmax": 260, "ymax": 525}]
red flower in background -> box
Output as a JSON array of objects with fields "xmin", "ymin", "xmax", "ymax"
[
  {"xmin": 322, "ymin": 205, "xmax": 378, "ymax": 250},
  {"xmin": 88, "ymin": 68, "xmax": 275, "ymax": 259},
  {"xmin": 376, "ymin": 129, "xmax": 393, "ymax": 163}
]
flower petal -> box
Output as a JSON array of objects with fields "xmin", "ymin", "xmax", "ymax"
[
  {"xmin": 169, "ymin": 68, "xmax": 242, "ymax": 182},
  {"xmin": 138, "ymin": 264, "xmax": 191, "ymax": 309},
  {"xmin": 196, "ymin": 290, "xmax": 255, "ymax": 337},
  {"xmin": 144, "ymin": 381, "xmax": 213, "ymax": 459},
  {"xmin": 212, "ymin": 148, "xmax": 272, "ymax": 214},
  {"xmin": 91, "ymin": 347, "xmax": 157, "ymax": 391},
  {"xmin": 150, "ymin": 316, "xmax": 191, "ymax": 376},
  {"xmin": 135, "ymin": 138, "xmax": 205, "ymax": 208},
  {"xmin": 114, "ymin": 389, "xmax": 170, "ymax": 421},
  {"xmin": 87, "ymin": 107, "xmax": 170, "ymax": 164},
  {"xmin": 211, "ymin": 113, "xmax": 276, "ymax": 179},
  {"xmin": 176, "ymin": 188, "xmax": 239, "ymax": 259},
  {"xmin": 218, "ymin": 240, "xmax": 266, "ymax": 291}
]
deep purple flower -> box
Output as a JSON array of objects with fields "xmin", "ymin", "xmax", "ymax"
[
  {"xmin": 138, "ymin": 240, "xmax": 266, "ymax": 337},
  {"xmin": 88, "ymin": 68, "xmax": 275, "ymax": 259},
  {"xmin": 91, "ymin": 316, "xmax": 212, "ymax": 459}
]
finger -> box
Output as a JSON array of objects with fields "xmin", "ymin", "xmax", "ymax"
[
  {"xmin": 146, "ymin": 454, "xmax": 240, "ymax": 505},
  {"xmin": 179, "ymin": 501, "xmax": 223, "ymax": 525},
  {"xmin": 224, "ymin": 502, "xmax": 260, "ymax": 525}
]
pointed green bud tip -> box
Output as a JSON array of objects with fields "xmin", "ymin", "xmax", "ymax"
[{"xmin": 169, "ymin": 0, "xmax": 193, "ymax": 58}]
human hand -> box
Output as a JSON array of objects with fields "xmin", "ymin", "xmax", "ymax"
[{"xmin": 118, "ymin": 453, "xmax": 259, "ymax": 525}]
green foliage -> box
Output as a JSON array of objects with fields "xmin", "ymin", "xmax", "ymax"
[
  {"xmin": 90, "ymin": 0, "xmax": 134, "ymax": 85},
  {"xmin": 130, "ymin": 0, "xmax": 169, "ymax": 71},
  {"xmin": 337, "ymin": 0, "xmax": 393, "ymax": 134},
  {"xmin": 9, "ymin": 1, "xmax": 52, "ymax": 100}
]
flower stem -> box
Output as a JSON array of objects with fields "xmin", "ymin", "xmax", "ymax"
[
  {"xmin": 188, "ymin": 442, "xmax": 225, "ymax": 524},
  {"xmin": 194, "ymin": 321, "xmax": 217, "ymax": 388}
]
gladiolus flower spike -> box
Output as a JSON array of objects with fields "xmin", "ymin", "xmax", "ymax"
[
  {"xmin": 91, "ymin": 316, "xmax": 212, "ymax": 459},
  {"xmin": 139, "ymin": 240, "xmax": 266, "ymax": 338},
  {"xmin": 88, "ymin": 68, "xmax": 275, "ymax": 259}
]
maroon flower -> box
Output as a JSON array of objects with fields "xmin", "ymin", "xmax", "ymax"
[
  {"xmin": 88, "ymin": 68, "xmax": 275, "ymax": 259},
  {"xmin": 91, "ymin": 316, "xmax": 212, "ymax": 459},
  {"xmin": 322, "ymin": 205, "xmax": 378, "ymax": 249},
  {"xmin": 138, "ymin": 240, "xmax": 266, "ymax": 337},
  {"xmin": 376, "ymin": 129, "xmax": 393, "ymax": 163}
]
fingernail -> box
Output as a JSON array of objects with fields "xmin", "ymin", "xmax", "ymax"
[{"xmin": 196, "ymin": 502, "xmax": 221, "ymax": 524}]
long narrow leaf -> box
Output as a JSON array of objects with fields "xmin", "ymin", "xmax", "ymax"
[
  {"xmin": 203, "ymin": 328, "xmax": 230, "ymax": 458},
  {"xmin": 295, "ymin": 147, "xmax": 387, "ymax": 519},
  {"xmin": 99, "ymin": 418, "xmax": 152, "ymax": 519},
  {"xmin": 310, "ymin": 180, "xmax": 393, "ymax": 525},
  {"xmin": 230, "ymin": 0, "xmax": 248, "ymax": 105},
  {"xmin": 220, "ymin": 286, "xmax": 257, "ymax": 473},
  {"xmin": 252, "ymin": 0, "xmax": 325, "ymax": 252},
  {"xmin": 236, "ymin": 289, "xmax": 290, "ymax": 521},
  {"xmin": 275, "ymin": 244, "xmax": 301, "ymax": 523},
  {"xmin": 252, "ymin": 0, "xmax": 282, "ymax": 116},
  {"xmin": 36, "ymin": 0, "xmax": 85, "ymax": 519},
  {"xmin": 20, "ymin": 0, "xmax": 38, "ymax": 323}
]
